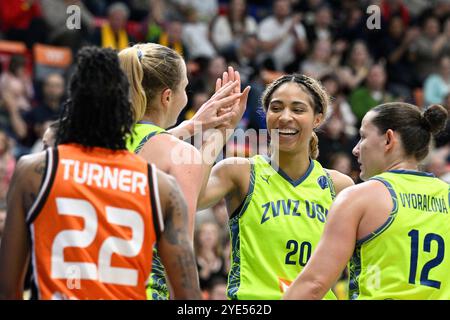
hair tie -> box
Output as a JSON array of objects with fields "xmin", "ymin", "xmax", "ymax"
[{"xmin": 137, "ymin": 49, "xmax": 143, "ymax": 62}]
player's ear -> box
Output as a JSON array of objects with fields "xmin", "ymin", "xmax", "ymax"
[
  {"xmin": 161, "ymin": 88, "xmax": 172, "ymax": 110},
  {"xmin": 385, "ymin": 129, "xmax": 395, "ymax": 151}
]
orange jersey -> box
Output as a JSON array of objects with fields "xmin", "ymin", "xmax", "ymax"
[{"xmin": 27, "ymin": 144, "xmax": 163, "ymax": 300}]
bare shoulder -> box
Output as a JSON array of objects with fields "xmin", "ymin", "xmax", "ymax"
[
  {"xmin": 333, "ymin": 179, "xmax": 392, "ymax": 210},
  {"xmin": 215, "ymin": 157, "xmax": 251, "ymax": 180},
  {"xmin": 7, "ymin": 150, "xmax": 47, "ymax": 212},
  {"xmin": 324, "ymin": 169, "xmax": 355, "ymax": 194}
]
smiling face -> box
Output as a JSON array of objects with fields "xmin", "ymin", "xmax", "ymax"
[
  {"xmin": 266, "ymin": 82, "xmax": 322, "ymax": 154},
  {"xmin": 352, "ymin": 111, "xmax": 387, "ymax": 180}
]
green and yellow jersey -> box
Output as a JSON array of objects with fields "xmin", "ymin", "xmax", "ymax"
[
  {"xmin": 228, "ymin": 155, "xmax": 337, "ymax": 300},
  {"xmin": 126, "ymin": 121, "xmax": 169, "ymax": 300},
  {"xmin": 349, "ymin": 170, "xmax": 450, "ymax": 300}
]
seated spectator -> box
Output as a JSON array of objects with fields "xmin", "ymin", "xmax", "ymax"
[
  {"xmin": 0, "ymin": 129, "xmax": 15, "ymax": 202},
  {"xmin": 381, "ymin": 15, "xmax": 420, "ymax": 98},
  {"xmin": 24, "ymin": 73, "xmax": 64, "ymax": 145},
  {"xmin": 349, "ymin": 64, "xmax": 395, "ymax": 123},
  {"xmin": 0, "ymin": 54, "xmax": 33, "ymax": 110},
  {"xmin": 171, "ymin": 0, "xmax": 218, "ymax": 24},
  {"xmin": 321, "ymin": 73, "xmax": 357, "ymax": 138},
  {"xmin": 221, "ymin": 33, "xmax": 260, "ymax": 85},
  {"xmin": 189, "ymin": 55, "xmax": 227, "ymax": 98},
  {"xmin": 182, "ymin": 6, "xmax": 216, "ymax": 59},
  {"xmin": 258, "ymin": 0, "xmax": 308, "ymax": 71},
  {"xmin": 304, "ymin": 3, "xmax": 336, "ymax": 43},
  {"xmin": 148, "ymin": 19, "xmax": 188, "ymax": 59},
  {"xmin": 211, "ymin": 0, "xmax": 258, "ymax": 52},
  {"xmin": 300, "ymin": 39, "xmax": 336, "ymax": 79},
  {"xmin": 409, "ymin": 15, "xmax": 443, "ymax": 83},
  {"xmin": 194, "ymin": 221, "xmax": 228, "ymax": 291},
  {"xmin": 337, "ymin": 40, "xmax": 373, "ymax": 91},
  {"xmin": 93, "ymin": 2, "xmax": 135, "ymax": 51},
  {"xmin": 41, "ymin": 0, "xmax": 94, "ymax": 52},
  {"xmin": 424, "ymin": 55, "xmax": 450, "ymax": 105}
]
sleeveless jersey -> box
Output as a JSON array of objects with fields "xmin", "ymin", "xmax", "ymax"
[
  {"xmin": 27, "ymin": 144, "xmax": 164, "ymax": 300},
  {"xmin": 228, "ymin": 155, "xmax": 337, "ymax": 300},
  {"xmin": 126, "ymin": 121, "xmax": 167, "ymax": 155},
  {"xmin": 349, "ymin": 170, "xmax": 450, "ymax": 300},
  {"xmin": 126, "ymin": 122, "xmax": 169, "ymax": 300}
]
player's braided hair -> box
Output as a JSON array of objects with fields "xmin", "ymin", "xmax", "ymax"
[{"xmin": 56, "ymin": 47, "xmax": 133, "ymax": 150}]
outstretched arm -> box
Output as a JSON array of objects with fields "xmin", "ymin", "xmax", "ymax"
[
  {"xmin": 283, "ymin": 186, "xmax": 363, "ymax": 300},
  {"xmin": 156, "ymin": 170, "xmax": 202, "ymax": 300}
]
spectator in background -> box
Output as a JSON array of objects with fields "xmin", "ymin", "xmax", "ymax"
[
  {"xmin": 0, "ymin": 0, "xmax": 47, "ymax": 48},
  {"xmin": 300, "ymin": 39, "xmax": 336, "ymax": 79},
  {"xmin": 424, "ymin": 55, "xmax": 450, "ymax": 105},
  {"xmin": 24, "ymin": 73, "xmax": 64, "ymax": 145},
  {"xmin": 171, "ymin": 0, "xmax": 218, "ymax": 24},
  {"xmin": 194, "ymin": 221, "xmax": 228, "ymax": 291},
  {"xmin": 0, "ymin": 129, "xmax": 15, "ymax": 202},
  {"xmin": 0, "ymin": 55, "xmax": 33, "ymax": 108},
  {"xmin": 41, "ymin": 0, "xmax": 93, "ymax": 52},
  {"xmin": 148, "ymin": 19, "xmax": 188, "ymax": 59},
  {"xmin": 381, "ymin": 15, "xmax": 420, "ymax": 98},
  {"xmin": 349, "ymin": 64, "xmax": 394, "ymax": 123},
  {"xmin": 211, "ymin": 0, "xmax": 258, "ymax": 53},
  {"xmin": 337, "ymin": 40, "xmax": 372, "ymax": 91},
  {"xmin": 189, "ymin": 56, "xmax": 227, "ymax": 98},
  {"xmin": 432, "ymin": 17, "xmax": 450, "ymax": 59},
  {"xmin": 409, "ymin": 15, "xmax": 443, "ymax": 82},
  {"xmin": 304, "ymin": 4, "xmax": 336, "ymax": 43},
  {"xmin": 207, "ymin": 277, "xmax": 228, "ymax": 300},
  {"xmin": 258, "ymin": 0, "xmax": 308, "ymax": 71},
  {"xmin": 321, "ymin": 73, "xmax": 357, "ymax": 138},
  {"xmin": 93, "ymin": 2, "xmax": 135, "ymax": 51},
  {"xmin": 334, "ymin": 4, "xmax": 367, "ymax": 44},
  {"xmin": 222, "ymin": 34, "xmax": 260, "ymax": 85},
  {"xmin": 182, "ymin": 6, "xmax": 216, "ymax": 59}
]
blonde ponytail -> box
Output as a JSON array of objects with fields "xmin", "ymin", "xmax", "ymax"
[{"xmin": 118, "ymin": 46, "xmax": 147, "ymax": 122}]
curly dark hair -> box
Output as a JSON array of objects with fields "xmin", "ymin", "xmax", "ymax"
[{"xmin": 56, "ymin": 46, "xmax": 133, "ymax": 150}]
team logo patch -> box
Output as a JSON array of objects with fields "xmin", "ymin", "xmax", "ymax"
[{"xmin": 317, "ymin": 176, "xmax": 328, "ymax": 190}]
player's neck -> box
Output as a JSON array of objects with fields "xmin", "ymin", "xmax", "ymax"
[
  {"xmin": 271, "ymin": 150, "xmax": 311, "ymax": 181},
  {"xmin": 142, "ymin": 109, "xmax": 168, "ymax": 129},
  {"xmin": 385, "ymin": 159, "xmax": 419, "ymax": 172}
]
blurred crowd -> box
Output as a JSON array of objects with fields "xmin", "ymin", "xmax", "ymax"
[{"xmin": 1, "ymin": 0, "xmax": 450, "ymax": 299}]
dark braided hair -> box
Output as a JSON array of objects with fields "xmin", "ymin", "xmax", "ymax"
[{"xmin": 56, "ymin": 46, "xmax": 133, "ymax": 150}]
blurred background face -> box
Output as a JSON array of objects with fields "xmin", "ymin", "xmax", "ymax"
[
  {"xmin": 322, "ymin": 77, "xmax": 338, "ymax": 96},
  {"xmin": 389, "ymin": 16, "xmax": 404, "ymax": 38},
  {"xmin": 351, "ymin": 42, "xmax": 368, "ymax": 65},
  {"xmin": 167, "ymin": 21, "xmax": 183, "ymax": 42},
  {"xmin": 274, "ymin": 0, "xmax": 291, "ymax": 19},
  {"xmin": 231, "ymin": 0, "xmax": 246, "ymax": 18},
  {"xmin": 198, "ymin": 222, "xmax": 220, "ymax": 249},
  {"xmin": 240, "ymin": 36, "xmax": 258, "ymax": 59},
  {"xmin": 367, "ymin": 65, "xmax": 386, "ymax": 90},
  {"xmin": 208, "ymin": 56, "xmax": 226, "ymax": 79},
  {"xmin": 315, "ymin": 7, "xmax": 332, "ymax": 27},
  {"xmin": 313, "ymin": 39, "xmax": 332, "ymax": 62},
  {"xmin": 0, "ymin": 131, "xmax": 8, "ymax": 154},
  {"xmin": 423, "ymin": 17, "xmax": 440, "ymax": 38},
  {"xmin": 109, "ymin": 8, "xmax": 128, "ymax": 31},
  {"xmin": 44, "ymin": 74, "xmax": 65, "ymax": 102}
]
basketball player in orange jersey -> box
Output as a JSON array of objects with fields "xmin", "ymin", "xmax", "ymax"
[{"xmin": 0, "ymin": 47, "xmax": 201, "ymax": 300}]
